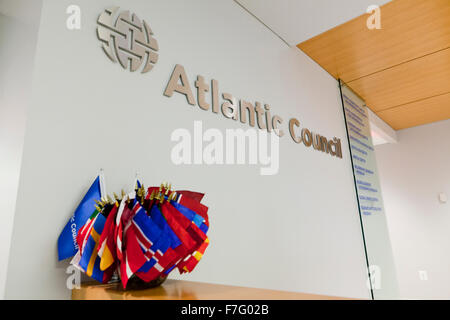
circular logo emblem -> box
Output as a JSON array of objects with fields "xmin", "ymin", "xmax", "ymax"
[{"xmin": 96, "ymin": 6, "xmax": 159, "ymax": 73}]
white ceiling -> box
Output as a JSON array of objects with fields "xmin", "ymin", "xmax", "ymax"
[
  {"xmin": 235, "ymin": 0, "xmax": 391, "ymax": 45},
  {"xmin": 0, "ymin": 0, "xmax": 391, "ymax": 42}
]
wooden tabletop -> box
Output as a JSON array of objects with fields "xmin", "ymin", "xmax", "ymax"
[{"xmin": 72, "ymin": 279, "xmax": 349, "ymax": 300}]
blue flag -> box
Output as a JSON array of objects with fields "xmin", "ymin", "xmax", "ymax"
[
  {"xmin": 137, "ymin": 205, "xmax": 181, "ymax": 274},
  {"xmin": 79, "ymin": 213, "xmax": 107, "ymax": 282},
  {"xmin": 57, "ymin": 176, "xmax": 101, "ymax": 260}
]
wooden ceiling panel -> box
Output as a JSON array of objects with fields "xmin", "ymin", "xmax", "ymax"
[
  {"xmin": 296, "ymin": 0, "xmax": 450, "ymax": 130},
  {"xmin": 297, "ymin": 0, "xmax": 450, "ymax": 81},
  {"xmin": 347, "ymin": 48, "xmax": 450, "ymax": 111},
  {"xmin": 377, "ymin": 93, "xmax": 450, "ymax": 130}
]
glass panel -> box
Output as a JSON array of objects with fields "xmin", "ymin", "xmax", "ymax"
[{"xmin": 339, "ymin": 80, "xmax": 399, "ymax": 299}]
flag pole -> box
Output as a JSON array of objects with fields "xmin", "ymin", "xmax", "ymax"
[
  {"xmin": 133, "ymin": 170, "xmax": 139, "ymax": 190},
  {"xmin": 99, "ymin": 168, "xmax": 107, "ymax": 199}
]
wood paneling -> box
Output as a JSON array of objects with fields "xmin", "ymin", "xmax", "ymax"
[
  {"xmin": 72, "ymin": 280, "xmax": 352, "ymax": 300},
  {"xmin": 347, "ymin": 48, "xmax": 450, "ymax": 111},
  {"xmin": 298, "ymin": 0, "xmax": 450, "ymax": 81},
  {"xmin": 296, "ymin": 0, "xmax": 450, "ymax": 130},
  {"xmin": 377, "ymin": 92, "xmax": 450, "ymax": 130}
]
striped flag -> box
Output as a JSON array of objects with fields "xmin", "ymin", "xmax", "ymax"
[
  {"xmin": 115, "ymin": 192, "xmax": 135, "ymax": 261},
  {"xmin": 168, "ymin": 200, "xmax": 209, "ymax": 273},
  {"xmin": 132, "ymin": 204, "xmax": 182, "ymax": 281},
  {"xmin": 97, "ymin": 204, "xmax": 118, "ymax": 271},
  {"xmin": 119, "ymin": 224, "xmax": 147, "ymax": 288},
  {"xmin": 79, "ymin": 213, "xmax": 107, "ymax": 282},
  {"xmin": 76, "ymin": 210, "xmax": 99, "ymax": 254},
  {"xmin": 178, "ymin": 238, "xmax": 210, "ymax": 274},
  {"xmin": 117, "ymin": 199, "xmax": 153, "ymax": 288}
]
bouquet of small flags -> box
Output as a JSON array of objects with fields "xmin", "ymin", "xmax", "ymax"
[{"xmin": 57, "ymin": 176, "xmax": 209, "ymax": 289}]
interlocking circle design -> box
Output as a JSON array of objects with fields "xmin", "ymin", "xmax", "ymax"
[{"xmin": 97, "ymin": 6, "xmax": 159, "ymax": 73}]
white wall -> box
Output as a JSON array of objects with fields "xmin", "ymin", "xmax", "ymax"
[
  {"xmin": 0, "ymin": 2, "xmax": 42, "ymax": 299},
  {"xmin": 5, "ymin": 0, "xmax": 371, "ymax": 299},
  {"xmin": 375, "ymin": 119, "xmax": 450, "ymax": 299}
]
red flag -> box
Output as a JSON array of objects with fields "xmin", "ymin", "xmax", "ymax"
[
  {"xmin": 119, "ymin": 225, "xmax": 147, "ymax": 288},
  {"xmin": 177, "ymin": 190, "xmax": 205, "ymax": 202},
  {"xmin": 135, "ymin": 247, "xmax": 179, "ymax": 282},
  {"xmin": 178, "ymin": 195, "xmax": 209, "ymax": 226},
  {"xmin": 97, "ymin": 205, "xmax": 118, "ymax": 271},
  {"xmin": 160, "ymin": 203, "xmax": 197, "ymax": 253},
  {"xmin": 166, "ymin": 202, "xmax": 206, "ymax": 245},
  {"xmin": 115, "ymin": 204, "xmax": 133, "ymax": 261},
  {"xmin": 177, "ymin": 238, "xmax": 209, "ymax": 273}
]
